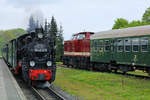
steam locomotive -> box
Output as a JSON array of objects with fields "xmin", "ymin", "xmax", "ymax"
[{"xmin": 2, "ymin": 28, "xmax": 56, "ymax": 87}]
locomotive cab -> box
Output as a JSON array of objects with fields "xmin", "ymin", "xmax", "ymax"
[{"xmin": 71, "ymin": 32, "xmax": 93, "ymax": 40}]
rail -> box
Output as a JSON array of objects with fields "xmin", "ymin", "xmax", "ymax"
[{"xmin": 31, "ymin": 86, "xmax": 66, "ymax": 100}]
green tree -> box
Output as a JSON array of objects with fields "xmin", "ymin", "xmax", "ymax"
[
  {"xmin": 49, "ymin": 16, "xmax": 58, "ymax": 37},
  {"xmin": 127, "ymin": 20, "xmax": 149, "ymax": 28},
  {"xmin": 27, "ymin": 15, "xmax": 37, "ymax": 33},
  {"xmin": 142, "ymin": 7, "xmax": 150, "ymax": 23},
  {"xmin": 49, "ymin": 16, "xmax": 64, "ymax": 61},
  {"xmin": 112, "ymin": 18, "xmax": 129, "ymax": 29},
  {"xmin": 56, "ymin": 25, "xmax": 64, "ymax": 61},
  {"xmin": 0, "ymin": 28, "xmax": 26, "ymax": 55}
]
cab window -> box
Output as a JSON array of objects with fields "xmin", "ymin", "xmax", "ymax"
[
  {"xmin": 77, "ymin": 34, "xmax": 85, "ymax": 40},
  {"xmin": 71, "ymin": 35, "xmax": 77, "ymax": 40}
]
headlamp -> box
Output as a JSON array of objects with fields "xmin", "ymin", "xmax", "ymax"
[
  {"xmin": 30, "ymin": 61, "xmax": 35, "ymax": 67},
  {"xmin": 38, "ymin": 33, "xmax": 43, "ymax": 38},
  {"xmin": 47, "ymin": 61, "xmax": 52, "ymax": 66}
]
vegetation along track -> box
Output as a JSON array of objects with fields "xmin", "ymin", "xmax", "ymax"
[
  {"xmin": 31, "ymin": 86, "xmax": 66, "ymax": 100},
  {"xmin": 57, "ymin": 64, "xmax": 150, "ymax": 80},
  {"xmin": 116, "ymin": 72, "xmax": 150, "ymax": 80}
]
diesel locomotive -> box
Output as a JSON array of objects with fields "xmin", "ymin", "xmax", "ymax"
[
  {"xmin": 63, "ymin": 32, "xmax": 94, "ymax": 69},
  {"xmin": 2, "ymin": 28, "xmax": 56, "ymax": 87},
  {"xmin": 63, "ymin": 25, "xmax": 150, "ymax": 76}
]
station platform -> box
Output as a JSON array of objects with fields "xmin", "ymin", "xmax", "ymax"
[{"xmin": 0, "ymin": 59, "xmax": 27, "ymax": 100}]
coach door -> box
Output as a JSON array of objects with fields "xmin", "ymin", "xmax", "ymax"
[{"xmin": 111, "ymin": 39, "xmax": 115, "ymax": 61}]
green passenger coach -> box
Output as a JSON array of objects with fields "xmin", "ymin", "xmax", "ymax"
[{"xmin": 90, "ymin": 25, "xmax": 150, "ymax": 75}]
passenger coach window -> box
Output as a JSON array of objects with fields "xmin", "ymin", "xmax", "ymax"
[
  {"xmin": 105, "ymin": 40, "xmax": 110, "ymax": 52},
  {"xmin": 93, "ymin": 41, "xmax": 98, "ymax": 52},
  {"xmin": 141, "ymin": 38, "xmax": 148, "ymax": 52},
  {"xmin": 99, "ymin": 40, "xmax": 104, "ymax": 52},
  {"xmin": 117, "ymin": 39, "xmax": 123, "ymax": 52},
  {"xmin": 132, "ymin": 38, "xmax": 139, "ymax": 52},
  {"xmin": 124, "ymin": 39, "xmax": 131, "ymax": 52}
]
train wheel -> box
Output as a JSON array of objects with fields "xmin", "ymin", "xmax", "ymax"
[
  {"xmin": 107, "ymin": 64, "xmax": 112, "ymax": 71},
  {"xmin": 119, "ymin": 66, "xmax": 128, "ymax": 73},
  {"xmin": 88, "ymin": 66, "xmax": 93, "ymax": 71},
  {"xmin": 66, "ymin": 64, "xmax": 69, "ymax": 67},
  {"xmin": 114, "ymin": 69, "xmax": 118, "ymax": 73},
  {"xmin": 123, "ymin": 71, "xmax": 127, "ymax": 75},
  {"xmin": 148, "ymin": 69, "xmax": 150, "ymax": 76},
  {"xmin": 69, "ymin": 65, "xmax": 73, "ymax": 68}
]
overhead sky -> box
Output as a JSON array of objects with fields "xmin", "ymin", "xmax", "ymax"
[{"xmin": 0, "ymin": 0, "xmax": 150, "ymax": 40}]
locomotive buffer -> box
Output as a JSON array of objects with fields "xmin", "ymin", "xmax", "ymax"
[{"xmin": 0, "ymin": 59, "xmax": 26, "ymax": 100}]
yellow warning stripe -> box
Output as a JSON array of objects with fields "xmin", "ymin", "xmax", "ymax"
[{"xmin": 64, "ymin": 51, "xmax": 90, "ymax": 56}]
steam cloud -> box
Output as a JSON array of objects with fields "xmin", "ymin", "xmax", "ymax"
[{"xmin": 5, "ymin": 0, "xmax": 60, "ymax": 7}]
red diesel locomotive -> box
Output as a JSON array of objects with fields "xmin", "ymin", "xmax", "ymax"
[{"xmin": 63, "ymin": 32, "xmax": 94, "ymax": 69}]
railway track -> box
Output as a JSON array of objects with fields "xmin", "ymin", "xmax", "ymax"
[
  {"xmin": 31, "ymin": 86, "xmax": 66, "ymax": 100},
  {"xmin": 57, "ymin": 64, "xmax": 150, "ymax": 80},
  {"xmin": 13, "ymin": 71, "xmax": 66, "ymax": 100},
  {"xmin": 115, "ymin": 72, "xmax": 150, "ymax": 80}
]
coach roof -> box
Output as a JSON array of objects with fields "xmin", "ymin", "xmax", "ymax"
[{"xmin": 91, "ymin": 25, "xmax": 150, "ymax": 40}]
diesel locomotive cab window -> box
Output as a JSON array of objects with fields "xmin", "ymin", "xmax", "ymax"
[
  {"xmin": 71, "ymin": 35, "xmax": 77, "ymax": 40},
  {"xmin": 124, "ymin": 39, "xmax": 131, "ymax": 52},
  {"xmin": 117, "ymin": 39, "xmax": 123, "ymax": 52},
  {"xmin": 105, "ymin": 40, "xmax": 110, "ymax": 52},
  {"xmin": 141, "ymin": 38, "xmax": 148, "ymax": 52},
  {"xmin": 77, "ymin": 34, "xmax": 85, "ymax": 40},
  {"xmin": 132, "ymin": 38, "xmax": 139, "ymax": 52}
]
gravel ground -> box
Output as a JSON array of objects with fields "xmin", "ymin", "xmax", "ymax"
[{"xmin": 13, "ymin": 75, "xmax": 38, "ymax": 100}]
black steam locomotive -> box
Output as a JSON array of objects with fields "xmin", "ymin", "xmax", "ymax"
[{"xmin": 2, "ymin": 28, "xmax": 56, "ymax": 87}]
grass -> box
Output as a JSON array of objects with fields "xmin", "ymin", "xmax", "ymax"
[
  {"xmin": 56, "ymin": 62, "xmax": 63, "ymax": 65},
  {"xmin": 54, "ymin": 66, "xmax": 150, "ymax": 100},
  {"xmin": 128, "ymin": 70, "xmax": 149, "ymax": 76}
]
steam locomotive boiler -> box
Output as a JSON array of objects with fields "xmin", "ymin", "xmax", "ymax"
[{"xmin": 2, "ymin": 28, "xmax": 56, "ymax": 87}]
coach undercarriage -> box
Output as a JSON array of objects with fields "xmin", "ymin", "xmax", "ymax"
[
  {"xmin": 63, "ymin": 56, "xmax": 150, "ymax": 76},
  {"xmin": 63, "ymin": 56, "xmax": 91, "ymax": 70}
]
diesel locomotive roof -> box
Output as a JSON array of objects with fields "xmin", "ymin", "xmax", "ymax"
[{"xmin": 91, "ymin": 25, "xmax": 150, "ymax": 40}]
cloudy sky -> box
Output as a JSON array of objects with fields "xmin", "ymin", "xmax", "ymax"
[{"xmin": 0, "ymin": 0, "xmax": 150, "ymax": 40}]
